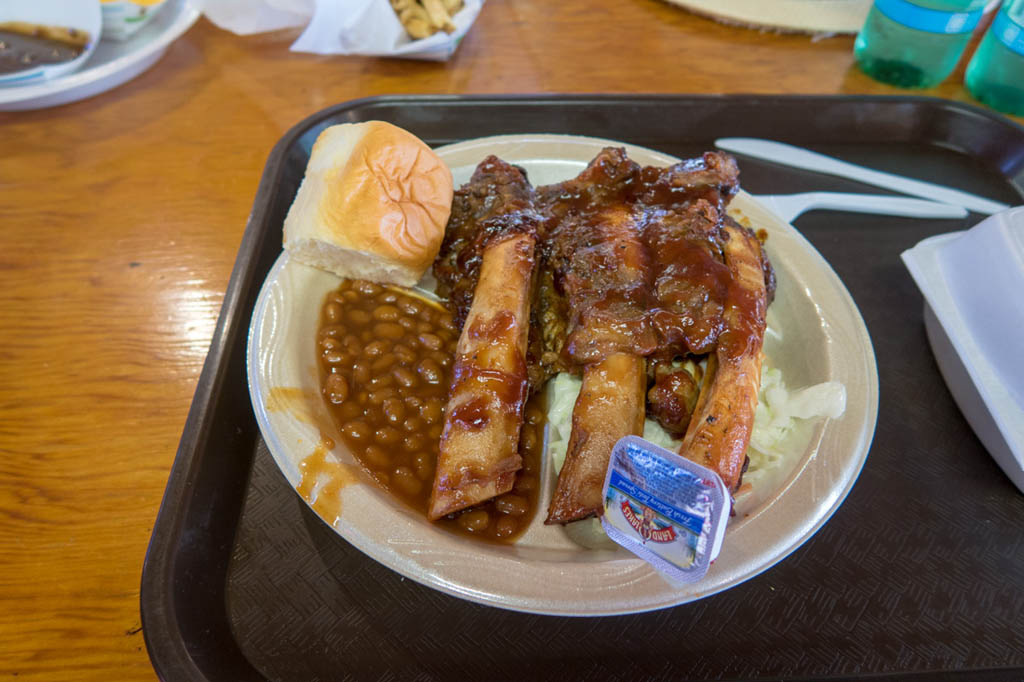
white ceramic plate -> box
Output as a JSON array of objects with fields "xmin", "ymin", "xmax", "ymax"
[
  {"xmin": 0, "ymin": 0, "xmax": 198, "ymax": 111},
  {"xmin": 247, "ymin": 134, "xmax": 879, "ymax": 616},
  {"xmin": 0, "ymin": 1, "xmax": 102, "ymax": 86}
]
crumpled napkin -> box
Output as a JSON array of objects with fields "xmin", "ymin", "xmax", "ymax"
[{"xmin": 195, "ymin": 0, "xmax": 482, "ymax": 61}]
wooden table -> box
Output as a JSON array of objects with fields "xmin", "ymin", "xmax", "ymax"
[{"xmin": 0, "ymin": 2, "xmax": 1018, "ymax": 679}]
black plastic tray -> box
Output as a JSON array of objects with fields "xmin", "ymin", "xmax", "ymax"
[{"xmin": 141, "ymin": 95, "xmax": 1024, "ymax": 682}]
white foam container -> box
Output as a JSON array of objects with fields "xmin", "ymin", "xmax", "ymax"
[{"xmin": 902, "ymin": 206, "xmax": 1024, "ymax": 494}]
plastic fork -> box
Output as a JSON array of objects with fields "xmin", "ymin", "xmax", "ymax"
[{"xmin": 755, "ymin": 192, "xmax": 969, "ymax": 223}]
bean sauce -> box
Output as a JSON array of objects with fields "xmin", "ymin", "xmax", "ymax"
[{"xmin": 318, "ymin": 279, "xmax": 543, "ymax": 543}]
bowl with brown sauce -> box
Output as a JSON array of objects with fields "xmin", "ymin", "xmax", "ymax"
[
  {"xmin": 0, "ymin": 0, "xmax": 101, "ymax": 85},
  {"xmin": 246, "ymin": 135, "xmax": 878, "ymax": 615}
]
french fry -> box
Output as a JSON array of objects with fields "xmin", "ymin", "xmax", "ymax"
[
  {"xmin": 441, "ymin": 0, "xmax": 464, "ymax": 15},
  {"xmin": 421, "ymin": 0, "xmax": 456, "ymax": 33},
  {"xmin": 391, "ymin": 0, "xmax": 458, "ymax": 39},
  {"xmin": 390, "ymin": 0, "xmax": 434, "ymax": 39},
  {"xmin": 402, "ymin": 9, "xmax": 434, "ymax": 39}
]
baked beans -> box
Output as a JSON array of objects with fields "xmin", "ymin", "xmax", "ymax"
[{"xmin": 318, "ymin": 279, "xmax": 543, "ymax": 543}]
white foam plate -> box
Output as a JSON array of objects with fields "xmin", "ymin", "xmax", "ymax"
[
  {"xmin": 247, "ymin": 134, "xmax": 879, "ymax": 615},
  {"xmin": 664, "ymin": 0, "xmax": 871, "ymax": 34}
]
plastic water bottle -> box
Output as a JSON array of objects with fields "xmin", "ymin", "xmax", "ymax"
[
  {"xmin": 965, "ymin": 0, "xmax": 1024, "ymax": 116},
  {"xmin": 854, "ymin": 0, "xmax": 989, "ymax": 88}
]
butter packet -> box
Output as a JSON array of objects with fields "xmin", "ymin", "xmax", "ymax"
[
  {"xmin": 601, "ymin": 436, "xmax": 730, "ymax": 583},
  {"xmin": 101, "ymin": 0, "xmax": 168, "ymax": 41}
]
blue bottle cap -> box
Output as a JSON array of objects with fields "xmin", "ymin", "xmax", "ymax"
[{"xmin": 874, "ymin": 0, "xmax": 984, "ymax": 34}]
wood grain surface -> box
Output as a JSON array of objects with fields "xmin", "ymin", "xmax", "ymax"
[{"xmin": 0, "ymin": 1, "xmax": 1018, "ymax": 680}]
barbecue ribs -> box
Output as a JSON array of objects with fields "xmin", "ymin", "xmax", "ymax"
[{"xmin": 431, "ymin": 147, "xmax": 774, "ymax": 523}]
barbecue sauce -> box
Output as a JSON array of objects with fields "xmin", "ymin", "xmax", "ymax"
[{"xmin": 537, "ymin": 148, "xmax": 744, "ymax": 365}]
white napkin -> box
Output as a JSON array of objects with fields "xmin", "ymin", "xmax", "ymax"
[
  {"xmin": 197, "ymin": 0, "xmax": 314, "ymax": 35},
  {"xmin": 196, "ymin": 0, "xmax": 482, "ymax": 61}
]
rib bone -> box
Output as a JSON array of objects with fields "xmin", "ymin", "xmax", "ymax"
[
  {"xmin": 545, "ymin": 352, "xmax": 646, "ymax": 524},
  {"xmin": 428, "ymin": 232, "xmax": 536, "ymax": 519},
  {"xmin": 678, "ymin": 223, "xmax": 768, "ymax": 491}
]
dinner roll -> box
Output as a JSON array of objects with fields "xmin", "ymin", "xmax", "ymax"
[{"xmin": 283, "ymin": 121, "xmax": 453, "ymax": 286}]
